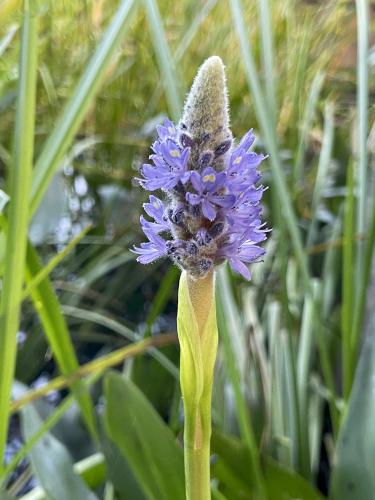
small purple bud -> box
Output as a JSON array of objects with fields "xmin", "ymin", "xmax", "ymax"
[
  {"xmin": 199, "ymin": 151, "xmax": 213, "ymax": 168},
  {"xmin": 198, "ymin": 132, "xmax": 210, "ymax": 145},
  {"xmin": 199, "ymin": 258, "xmax": 213, "ymax": 273},
  {"xmin": 214, "ymin": 139, "xmax": 232, "ymax": 157},
  {"xmin": 186, "ymin": 240, "xmax": 198, "ymax": 255},
  {"xmin": 180, "ymin": 132, "xmax": 194, "ymax": 148},
  {"xmin": 208, "ymin": 222, "xmax": 224, "ymax": 238},
  {"xmin": 170, "ymin": 207, "xmax": 184, "ymax": 225}
]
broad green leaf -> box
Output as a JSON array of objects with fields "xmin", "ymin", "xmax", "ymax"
[
  {"xmin": 101, "ymin": 431, "xmax": 146, "ymax": 500},
  {"xmin": 20, "ymin": 404, "xmax": 98, "ymax": 500},
  {"xmin": 212, "ymin": 431, "xmax": 324, "ymax": 500},
  {"xmin": 330, "ymin": 330, "xmax": 375, "ymax": 499},
  {"xmin": 104, "ymin": 372, "xmax": 185, "ymax": 500}
]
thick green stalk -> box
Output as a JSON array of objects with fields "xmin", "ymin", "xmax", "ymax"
[
  {"xmin": 0, "ymin": 0, "xmax": 37, "ymax": 473},
  {"xmin": 178, "ymin": 271, "xmax": 218, "ymax": 500}
]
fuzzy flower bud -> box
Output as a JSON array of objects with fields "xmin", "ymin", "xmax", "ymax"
[{"xmin": 133, "ymin": 56, "xmax": 268, "ymax": 280}]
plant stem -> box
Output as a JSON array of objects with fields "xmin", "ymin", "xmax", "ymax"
[
  {"xmin": 177, "ymin": 271, "xmax": 218, "ymax": 500},
  {"xmin": 184, "ymin": 406, "xmax": 211, "ymax": 500}
]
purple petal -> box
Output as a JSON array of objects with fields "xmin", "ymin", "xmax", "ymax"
[
  {"xmin": 229, "ymin": 258, "xmax": 252, "ymax": 280},
  {"xmin": 237, "ymin": 243, "xmax": 265, "ymax": 262},
  {"xmin": 210, "ymin": 194, "xmax": 236, "ymax": 208},
  {"xmin": 180, "ymin": 171, "xmax": 192, "ymax": 184},
  {"xmin": 238, "ymin": 129, "xmax": 255, "ymax": 151},
  {"xmin": 186, "ymin": 192, "xmax": 201, "ymax": 205},
  {"xmin": 190, "ymin": 171, "xmax": 202, "ymax": 192},
  {"xmin": 202, "ymin": 199, "xmax": 216, "ymax": 221}
]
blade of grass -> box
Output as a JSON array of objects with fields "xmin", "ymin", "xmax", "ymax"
[
  {"xmin": 293, "ymin": 71, "xmax": 325, "ymax": 186},
  {"xmin": 0, "ymin": 0, "xmax": 37, "ymax": 472},
  {"xmin": 229, "ymin": 0, "xmax": 311, "ymax": 292},
  {"xmin": 143, "ymin": 0, "xmax": 182, "ymax": 121},
  {"xmin": 25, "ymin": 244, "xmax": 97, "ymax": 441},
  {"xmin": 342, "ymin": 162, "xmax": 355, "ymax": 400},
  {"xmin": 257, "ymin": 0, "xmax": 277, "ymax": 126},
  {"xmin": 297, "ymin": 279, "xmax": 321, "ymax": 479},
  {"xmin": 61, "ymin": 305, "xmax": 179, "ymax": 379},
  {"xmin": 354, "ymin": 0, "xmax": 369, "ymax": 290},
  {"xmin": 217, "ymin": 268, "xmax": 268, "ymax": 500},
  {"xmin": 10, "ymin": 334, "xmax": 177, "ymax": 414},
  {"xmin": 146, "ymin": 0, "xmax": 217, "ymax": 116},
  {"xmin": 144, "ymin": 266, "xmax": 179, "ymax": 336},
  {"xmin": 30, "ymin": 0, "xmax": 137, "ymax": 217},
  {"xmin": 351, "ymin": 196, "xmax": 375, "ymax": 377},
  {"xmin": 307, "ymin": 101, "xmax": 335, "ymax": 247},
  {"xmin": 22, "ymin": 225, "xmax": 92, "ymax": 300},
  {"xmin": 321, "ymin": 210, "xmax": 342, "ymax": 320}
]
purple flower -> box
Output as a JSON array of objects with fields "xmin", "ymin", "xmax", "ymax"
[
  {"xmin": 186, "ymin": 167, "xmax": 236, "ymax": 221},
  {"xmin": 140, "ymin": 195, "xmax": 170, "ymax": 234},
  {"xmin": 133, "ymin": 78, "xmax": 268, "ymax": 280},
  {"xmin": 132, "ymin": 228, "xmax": 168, "ymax": 264}
]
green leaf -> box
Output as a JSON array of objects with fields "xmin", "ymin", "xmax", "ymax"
[
  {"xmin": 20, "ymin": 404, "xmax": 98, "ymax": 500},
  {"xmin": 104, "ymin": 372, "xmax": 185, "ymax": 500},
  {"xmin": 212, "ymin": 431, "xmax": 324, "ymax": 500},
  {"xmin": 330, "ymin": 329, "xmax": 375, "ymax": 500},
  {"xmin": 101, "ymin": 431, "xmax": 146, "ymax": 500},
  {"xmin": 0, "ymin": 0, "xmax": 38, "ymax": 471},
  {"xmin": 30, "ymin": 0, "xmax": 137, "ymax": 217},
  {"xmin": 25, "ymin": 243, "xmax": 97, "ymax": 439}
]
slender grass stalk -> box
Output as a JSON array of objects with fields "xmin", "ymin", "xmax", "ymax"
[
  {"xmin": 294, "ymin": 71, "xmax": 325, "ymax": 187},
  {"xmin": 307, "ymin": 101, "xmax": 335, "ymax": 247},
  {"xmin": 143, "ymin": 0, "xmax": 182, "ymax": 121},
  {"xmin": 351, "ymin": 197, "xmax": 375, "ymax": 346},
  {"xmin": 230, "ymin": 0, "xmax": 311, "ymax": 292},
  {"xmin": 351, "ymin": 0, "xmax": 369, "ymax": 397},
  {"xmin": 3, "ymin": 393, "xmax": 76, "ymax": 483},
  {"xmin": 10, "ymin": 334, "xmax": 177, "ymax": 414},
  {"xmin": 25, "ymin": 244, "xmax": 98, "ymax": 440},
  {"xmin": 342, "ymin": 162, "xmax": 355, "ymax": 400},
  {"xmin": 257, "ymin": 0, "xmax": 277, "ymax": 126},
  {"xmin": 61, "ymin": 305, "xmax": 179, "ymax": 379},
  {"xmin": 297, "ymin": 279, "xmax": 321, "ymax": 478},
  {"xmin": 30, "ymin": 0, "xmax": 136, "ymax": 217},
  {"xmin": 22, "ymin": 225, "xmax": 92, "ymax": 300},
  {"xmin": 354, "ymin": 0, "xmax": 369, "ymax": 291},
  {"xmin": 0, "ymin": 0, "xmax": 37, "ymax": 473},
  {"xmin": 217, "ymin": 269, "xmax": 268, "ymax": 500}
]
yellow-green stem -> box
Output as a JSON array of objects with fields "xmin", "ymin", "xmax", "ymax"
[
  {"xmin": 177, "ymin": 271, "xmax": 217, "ymax": 500},
  {"xmin": 184, "ymin": 407, "xmax": 211, "ymax": 500}
]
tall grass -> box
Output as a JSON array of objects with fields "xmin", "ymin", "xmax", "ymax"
[{"xmin": 0, "ymin": 0, "xmax": 373, "ymax": 498}]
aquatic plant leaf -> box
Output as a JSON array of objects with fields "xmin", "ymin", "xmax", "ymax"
[{"xmin": 104, "ymin": 372, "xmax": 185, "ymax": 500}]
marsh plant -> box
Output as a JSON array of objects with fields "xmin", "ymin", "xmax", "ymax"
[
  {"xmin": 1, "ymin": 1, "xmax": 374, "ymax": 499},
  {"xmin": 134, "ymin": 56, "xmax": 268, "ymax": 499}
]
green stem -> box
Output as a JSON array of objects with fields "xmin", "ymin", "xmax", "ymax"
[
  {"xmin": 184, "ymin": 407, "xmax": 211, "ymax": 500},
  {"xmin": 177, "ymin": 271, "xmax": 218, "ymax": 500}
]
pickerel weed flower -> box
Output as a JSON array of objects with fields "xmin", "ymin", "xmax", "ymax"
[{"xmin": 133, "ymin": 56, "xmax": 268, "ymax": 280}]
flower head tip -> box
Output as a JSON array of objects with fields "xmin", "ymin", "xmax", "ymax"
[{"xmin": 132, "ymin": 56, "xmax": 268, "ymax": 280}]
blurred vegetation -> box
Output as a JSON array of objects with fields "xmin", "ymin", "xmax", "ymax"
[{"xmin": 0, "ymin": 0, "xmax": 374, "ymax": 498}]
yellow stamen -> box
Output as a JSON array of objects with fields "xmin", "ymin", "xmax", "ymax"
[
  {"xmin": 170, "ymin": 149, "xmax": 180, "ymax": 158},
  {"xmin": 234, "ymin": 156, "xmax": 242, "ymax": 165},
  {"xmin": 203, "ymin": 174, "xmax": 216, "ymax": 183}
]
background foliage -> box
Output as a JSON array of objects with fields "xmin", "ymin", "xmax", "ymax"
[{"xmin": 0, "ymin": 0, "xmax": 374, "ymax": 498}]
